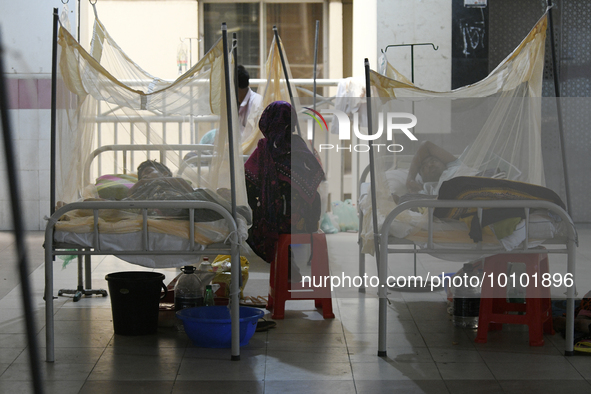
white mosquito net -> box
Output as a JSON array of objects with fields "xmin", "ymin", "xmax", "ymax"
[
  {"xmin": 360, "ymin": 11, "xmax": 550, "ymax": 253},
  {"xmin": 55, "ymin": 8, "xmax": 247, "ymax": 212},
  {"xmin": 241, "ymin": 34, "xmax": 295, "ymax": 155}
]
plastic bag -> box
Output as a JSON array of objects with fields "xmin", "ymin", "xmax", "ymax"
[
  {"xmin": 332, "ymin": 199, "xmax": 359, "ymax": 232},
  {"xmin": 320, "ymin": 212, "xmax": 340, "ymax": 234},
  {"xmin": 211, "ymin": 255, "xmax": 249, "ymax": 299}
]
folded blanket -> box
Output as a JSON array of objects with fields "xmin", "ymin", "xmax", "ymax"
[{"xmin": 434, "ymin": 177, "xmax": 565, "ymax": 242}]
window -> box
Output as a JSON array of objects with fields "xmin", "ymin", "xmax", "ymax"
[{"xmin": 201, "ymin": 1, "xmax": 325, "ymax": 79}]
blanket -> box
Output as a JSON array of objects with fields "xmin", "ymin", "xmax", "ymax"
[{"xmin": 434, "ymin": 177, "xmax": 565, "ymax": 242}]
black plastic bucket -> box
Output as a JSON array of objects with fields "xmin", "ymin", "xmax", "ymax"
[{"xmin": 105, "ymin": 271, "xmax": 167, "ymax": 335}]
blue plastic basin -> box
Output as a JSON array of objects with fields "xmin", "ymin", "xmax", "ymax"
[{"xmin": 176, "ymin": 306, "xmax": 264, "ymax": 348}]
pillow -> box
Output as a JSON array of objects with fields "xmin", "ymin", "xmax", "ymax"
[{"xmin": 95, "ymin": 174, "xmax": 138, "ymax": 200}]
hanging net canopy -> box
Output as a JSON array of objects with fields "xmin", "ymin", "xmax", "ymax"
[
  {"xmin": 55, "ymin": 9, "xmax": 248, "ymax": 215},
  {"xmin": 241, "ymin": 34, "xmax": 295, "ymax": 155},
  {"xmin": 359, "ymin": 11, "xmax": 552, "ymax": 254}
]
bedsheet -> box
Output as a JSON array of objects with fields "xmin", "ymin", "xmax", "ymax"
[{"xmin": 52, "ymin": 203, "xmax": 250, "ymax": 268}]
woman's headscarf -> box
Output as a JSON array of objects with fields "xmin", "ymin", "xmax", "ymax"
[{"xmin": 245, "ymin": 101, "xmax": 324, "ymax": 261}]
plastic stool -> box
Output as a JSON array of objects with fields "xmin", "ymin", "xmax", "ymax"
[
  {"xmin": 266, "ymin": 232, "xmax": 335, "ymax": 320},
  {"xmin": 475, "ymin": 252, "xmax": 554, "ymax": 346}
]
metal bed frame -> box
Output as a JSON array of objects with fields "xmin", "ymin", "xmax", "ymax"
[
  {"xmin": 356, "ymin": 166, "xmax": 579, "ymax": 356},
  {"xmin": 44, "ymin": 199, "xmax": 242, "ymax": 363}
]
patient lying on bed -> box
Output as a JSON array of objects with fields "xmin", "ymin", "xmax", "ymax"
[
  {"xmin": 58, "ymin": 160, "xmax": 251, "ymax": 224},
  {"xmin": 405, "ymin": 141, "xmax": 478, "ymax": 196},
  {"xmin": 123, "ymin": 160, "xmax": 251, "ymax": 223}
]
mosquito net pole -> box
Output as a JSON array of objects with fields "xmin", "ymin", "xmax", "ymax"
[
  {"xmin": 0, "ymin": 26, "xmax": 45, "ymax": 394},
  {"xmin": 312, "ymin": 20, "xmax": 319, "ymax": 146},
  {"xmin": 548, "ymin": 2, "xmax": 572, "ymax": 216},
  {"xmin": 221, "ymin": 23, "xmax": 241, "ymax": 361},
  {"xmin": 273, "ymin": 26, "xmax": 302, "ymax": 137},
  {"xmin": 233, "ymin": 33, "xmax": 239, "ymax": 104},
  {"xmin": 364, "ymin": 59, "xmax": 386, "ymax": 357},
  {"xmin": 50, "ymin": 8, "xmax": 59, "ymax": 215}
]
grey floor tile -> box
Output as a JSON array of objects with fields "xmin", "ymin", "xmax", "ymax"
[
  {"xmin": 0, "ymin": 347, "xmax": 23, "ymax": 363},
  {"xmin": 14, "ymin": 347, "xmax": 105, "ymax": 365},
  {"xmin": 267, "ymin": 346, "xmax": 349, "ymax": 363},
  {"xmin": 567, "ymin": 356, "xmax": 591, "ymax": 379},
  {"xmin": 498, "ymin": 379, "xmax": 591, "ymax": 394},
  {"xmin": 265, "ymin": 332, "xmax": 346, "ymax": 350},
  {"xmin": 437, "ymin": 362, "xmax": 495, "ymax": 380},
  {"xmin": 444, "ymin": 380, "xmax": 504, "ymax": 394},
  {"xmin": 0, "ymin": 379, "xmax": 85, "ymax": 394},
  {"xmin": 265, "ymin": 361, "xmax": 353, "ymax": 381},
  {"xmin": 87, "ymin": 356, "xmax": 180, "ymax": 381},
  {"xmin": 2, "ymin": 230, "xmax": 591, "ymax": 392},
  {"xmin": 351, "ymin": 360, "xmax": 442, "ymax": 381},
  {"xmin": 0, "ymin": 361, "xmax": 94, "ymax": 381},
  {"xmin": 429, "ymin": 347, "xmax": 484, "ymax": 363},
  {"xmin": 345, "ymin": 331, "xmax": 427, "ymax": 349},
  {"xmin": 176, "ymin": 357, "xmax": 265, "ymax": 381},
  {"xmin": 80, "ymin": 380, "xmax": 175, "ymax": 394},
  {"xmin": 355, "ymin": 379, "xmax": 450, "ymax": 394},
  {"xmin": 173, "ymin": 380, "xmax": 264, "ymax": 393},
  {"xmin": 264, "ymin": 380, "xmax": 356, "ymax": 394},
  {"xmin": 486, "ymin": 359, "xmax": 585, "ymax": 380},
  {"xmin": 348, "ymin": 346, "xmax": 433, "ymax": 363}
]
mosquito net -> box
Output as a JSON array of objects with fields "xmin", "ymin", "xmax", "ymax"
[
  {"xmin": 360, "ymin": 11, "xmax": 550, "ymax": 253},
  {"xmin": 241, "ymin": 34, "xmax": 295, "ymax": 155},
  {"xmin": 55, "ymin": 8, "xmax": 247, "ymax": 214}
]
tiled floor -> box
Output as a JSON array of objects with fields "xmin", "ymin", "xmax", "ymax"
[{"xmin": 1, "ymin": 228, "xmax": 591, "ymax": 393}]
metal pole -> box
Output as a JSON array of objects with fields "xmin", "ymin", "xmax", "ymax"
[
  {"xmin": 548, "ymin": 1, "xmax": 572, "ymax": 216},
  {"xmin": 233, "ymin": 33, "xmax": 239, "ymax": 104},
  {"xmin": 364, "ymin": 59, "xmax": 386, "ymax": 357},
  {"xmin": 221, "ymin": 23, "xmax": 241, "ymax": 361},
  {"xmin": 0, "ymin": 26, "xmax": 46, "ymax": 394},
  {"xmin": 51, "ymin": 8, "xmax": 59, "ymax": 215},
  {"xmin": 273, "ymin": 26, "xmax": 302, "ymax": 136},
  {"xmin": 312, "ymin": 20, "xmax": 319, "ymax": 145}
]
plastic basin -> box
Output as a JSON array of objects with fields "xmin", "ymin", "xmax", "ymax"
[{"xmin": 176, "ymin": 306, "xmax": 264, "ymax": 348}]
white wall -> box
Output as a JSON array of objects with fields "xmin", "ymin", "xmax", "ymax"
[
  {"xmin": 1, "ymin": 1, "xmax": 65, "ymax": 230},
  {"xmin": 377, "ymin": 0, "xmax": 452, "ymax": 91},
  {"xmin": 81, "ymin": 1, "xmax": 199, "ymax": 80}
]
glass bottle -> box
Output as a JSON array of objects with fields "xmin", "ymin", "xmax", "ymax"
[{"xmin": 204, "ymin": 284, "xmax": 215, "ymax": 307}]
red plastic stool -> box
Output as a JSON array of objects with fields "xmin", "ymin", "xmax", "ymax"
[
  {"xmin": 266, "ymin": 232, "xmax": 335, "ymax": 320},
  {"xmin": 475, "ymin": 251, "xmax": 554, "ymax": 346}
]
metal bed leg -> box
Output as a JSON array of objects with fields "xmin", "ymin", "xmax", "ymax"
[
  {"xmin": 57, "ymin": 250, "xmax": 108, "ymax": 301},
  {"xmin": 358, "ymin": 210, "xmax": 366, "ymax": 293},
  {"xmin": 565, "ymin": 239, "xmax": 577, "ymax": 356},
  {"xmin": 85, "ymin": 253, "xmax": 92, "ymax": 289},
  {"xmin": 45, "ymin": 238, "xmax": 55, "ymax": 363}
]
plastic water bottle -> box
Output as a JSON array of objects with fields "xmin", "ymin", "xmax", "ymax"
[
  {"xmin": 204, "ymin": 284, "xmax": 215, "ymax": 306},
  {"xmin": 453, "ymin": 263, "xmax": 481, "ymax": 328},
  {"xmin": 198, "ymin": 257, "xmax": 212, "ymax": 272},
  {"xmin": 174, "ymin": 266, "xmax": 204, "ymax": 330}
]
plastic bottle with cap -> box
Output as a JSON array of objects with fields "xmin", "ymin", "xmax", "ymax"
[
  {"xmin": 174, "ymin": 265, "xmax": 204, "ymax": 330},
  {"xmin": 198, "ymin": 256, "xmax": 213, "ymax": 272}
]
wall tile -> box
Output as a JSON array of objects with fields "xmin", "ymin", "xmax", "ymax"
[{"xmin": 18, "ymin": 139, "xmax": 40, "ymax": 171}]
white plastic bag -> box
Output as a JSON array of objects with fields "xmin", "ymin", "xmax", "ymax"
[{"xmin": 332, "ymin": 199, "xmax": 359, "ymax": 232}]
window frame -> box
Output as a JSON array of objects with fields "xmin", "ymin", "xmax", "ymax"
[{"xmin": 198, "ymin": 0, "xmax": 328, "ymax": 79}]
